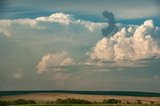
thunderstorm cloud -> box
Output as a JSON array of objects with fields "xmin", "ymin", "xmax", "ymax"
[{"xmin": 0, "ymin": 12, "xmax": 160, "ymax": 91}]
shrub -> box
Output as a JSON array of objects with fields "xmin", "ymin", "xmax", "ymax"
[
  {"xmin": 55, "ymin": 98, "xmax": 91, "ymax": 104},
  {"xmin": 0, "ymin": 100, "xmax": 12, "ymax": 106},
  {"xmin": 14, "ymin": 99, "xmax": 36, "ymax": 104},
  {"xmin": 93, "ymin": 101, "xmax": 98, "ymax": 104},
  {"xmin": 150, "ymin": 101, "xmax": 154, "ymax": 104},
  {"xmin": 126, "ymin": 101, "xmax": 131, "ymax": 104},
  {"xmin": 103, "ymin": 99, "xmax": 121, "ymax": 104},
  {"xmin": 136, "ymin": 99, "xmax": 142, "ymax": 104},
  {"xmin": 26, "ymin": 100, "xmax": 36, "ymax": 104}
]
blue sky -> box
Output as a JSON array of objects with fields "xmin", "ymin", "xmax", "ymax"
[
  {"xmin": 0, "ymin": 0, "xmax": 160, "ymax": 92},
  {"xmin": 1, "ymin": 0, "xmax": 160, "ymax": 27},
  {"xmin": 1, "ymin": 0, "xmax": 159, "ymax": 18}
]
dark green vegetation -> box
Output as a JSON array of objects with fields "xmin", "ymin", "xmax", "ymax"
[
  {"xmin": 0, "ymin": 99, "xmax": 36, "ymax": 105},
  {"xmin": 55, "ymin": 98, "xmax": 91, "ymax": 104},
  {"xmin": 1, "ymin": 90, "xmax": 160, "ymax": 97},
  {"xmin": 102, "ymin": 99, "xmax": 121, "ymax": 104},
  {"xmin": 0, "ymin": 98, "xmax": 159, "ymax": 106}
]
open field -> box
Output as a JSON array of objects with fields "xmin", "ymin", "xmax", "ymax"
[{"xmin": 0, "ymin": 93, "xmax": 160, "ymax": 105}]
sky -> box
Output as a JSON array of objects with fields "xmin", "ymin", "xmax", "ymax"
[{"xmin": 0, "ymin": 0, "xmax": 160, "ymax": 92}]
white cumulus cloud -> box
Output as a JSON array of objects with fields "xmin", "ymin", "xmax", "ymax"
[
  {"xmin": 0, "ymin": 12, "xmax": 105, "ymax": 37},
  {"xmin": 89, "ymin": 20, "xmax": 160, "ymax": 62},
  {"xmin": 37, "ymin": 52, "xmax": 75, "ymax": 74}
]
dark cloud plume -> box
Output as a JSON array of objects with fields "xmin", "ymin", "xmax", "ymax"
[{"xmin": 102, "ymin": 10, "xmax": 117, "ymax": 37}]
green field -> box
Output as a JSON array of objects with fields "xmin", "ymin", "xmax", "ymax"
[{"xmin": 16, "ymin": 104, "xmax": 160, "ymax": 106}]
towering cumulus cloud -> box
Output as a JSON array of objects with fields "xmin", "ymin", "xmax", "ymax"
[{"xmin": 89, "ymin": 20, "xmax": 160, "ymax": 62}]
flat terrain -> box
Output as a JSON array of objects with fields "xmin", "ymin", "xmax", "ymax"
[{"xmin": 0, "ymin": 93, "xmax": 160, "ymax": 104}]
